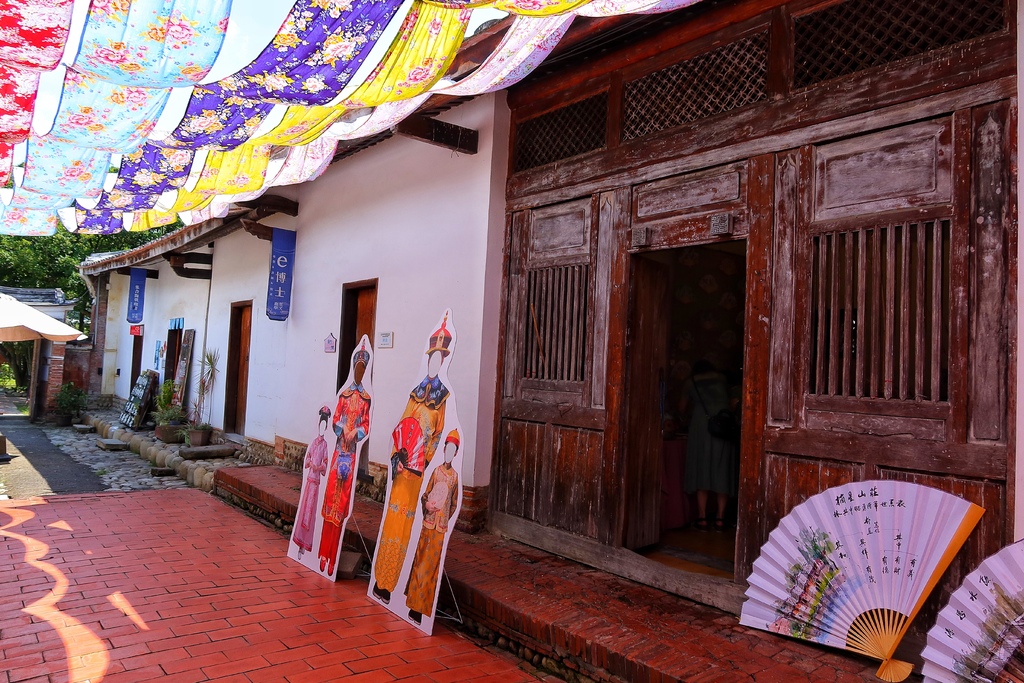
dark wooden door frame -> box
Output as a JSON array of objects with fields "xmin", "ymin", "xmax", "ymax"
[
  {"xmin": 337, "ymin": 278, "xmax": 378, "ymax": 392},
  {"xmin": 130, "ymin": 333, "xmax": 144, "ymax": 389},
  {"xmin": 224, "ymin": 301, "xmax": 252, "ymax": 434}
]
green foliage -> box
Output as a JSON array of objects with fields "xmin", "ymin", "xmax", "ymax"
[
  {"xmin": 153, "ymin": 403, "xmax": 186, "ymax": 425},
  {"xmin": 0, "ymin": 225, "xmax": 180, "ymax": 335},
  {"xmin": 190, "ymin": 348, "xmax": 219, "ymax": 427},
  {"xmin": 156, "ymin": 379, "xmax": 175, "ymax": 411},
  {"xmin": 0, "ymin": 341, "xmax": 33, "ymax": 389},
  {"xmin": 54, "ymin": 382, "xmax": 87, "ymax": 416},
  {"xmin": 0, "ymin": 361, "xmax": 15, "ymax": 389}
]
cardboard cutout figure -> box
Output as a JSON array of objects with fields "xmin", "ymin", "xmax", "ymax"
[
  {"xmin": 288, "ymin": 335, "xmax": 374, "ymax": 579},
  {"xmin": 369, "ymin": 310, "xmax": 459, "ymax": 634},
  {"xmin": 401, "ymin": 422, "xmax": 463, "ymax": 634}
]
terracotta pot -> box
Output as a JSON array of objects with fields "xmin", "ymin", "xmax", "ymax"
[
  {"xmin": 55, "ymin": 414, "xmax": 73, "ymax": 427},
  {"xmin": 154, "ymin": 424, "xmax": 184, "ymax": 443},
  {"xmin": 189, "ymin": 429, "xmax": 211, "ymax": 447}
]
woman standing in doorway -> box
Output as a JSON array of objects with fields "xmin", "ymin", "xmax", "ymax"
[{"xmin": 681, "ymin": 360, "xmax": 738, "ymax": 531}]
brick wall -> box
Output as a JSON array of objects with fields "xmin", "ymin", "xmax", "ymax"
[
  {"xmin": 44, "ymin": 341, "xmax": 66, "ymax": 412},
  {"xmin": 86, "ymin": 273, "xmax": 108, "ymax": 395}
]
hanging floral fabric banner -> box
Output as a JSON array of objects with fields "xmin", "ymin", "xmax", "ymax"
[
  {"xmin": 127, "ymin": 208, "xmax": 178, "ymax": 231},
  {"xmin": 0, "ymin": 207, "xmax": 58, "ymax": 235},
  {"xmin": 195, "ymin": 144, "xmax": 273, "ymax": 194},
  {"xmin": 250, "ymin": 105, "xmax": 348, "ymax": 147},
  {"xmin": 492, "ymin": 0, "xmax": 589, "ymax": 16},
  {"xmin": 217, "ymin": 0, "xmax": 408, "ymax": 107},
  {"xmin": 160, "ymin": 84, "xmax": 273, "ymax": 150},
  {"xmin": 73, "ymin": 210, "xmax": 124, "ymax": 234},
  {"xmin": 20, "ymin": 137, "xmax": 110, "ymax": 199},
  {"xmin": 329, "ymin": 92, "xmax": 429, "ymax": 139},
  {"xmin": 433, "ymin": 14, "xmax": 571, "ymax": 96},
  {"xmin": 114, "ymin": 144, "xmax": 195, "ymax": 194},
  {"xmin": 6, "ymin": 188, "xmax": 72, "ymax": 210},
  {"xmin": 576, "ymin": 0, "xmax": 697, "ymax": 14},
  {"xmin": 48, "ymin": 69, "xmax": 170, "ymax": 151},
  {"xmin": 343, "ymin": 3, "xmax": 471, "ymax": 108},
  {"xmin": 272, "ymin": 136, "xmax": 338, "ymax": 186},
  {"xmin": 0, "ymin": 0, "xmax": 75, "ymax": 70},
  {"xmin": 0, "ymin": 142, "xmax": 11, "ymax": 188},
  {"xmin": 73, "ymin": 0, "xmax": 232, "ymax": 87},
  {"xmin": 0, "ymin": 65, "xmax": 39, "ymax": 143},
  {"xmin": 89, "ymin": 189, "xmax": 161, "ymax": 212}
]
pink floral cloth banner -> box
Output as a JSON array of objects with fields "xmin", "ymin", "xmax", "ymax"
[
  {"xmin": 48, "ymin": 69, "xmax": 170, "ymax": 151},
  {"xmin": 328, "ymin": 92, "xmax": 430, "ymax": 140},
  {"xmin": 433, "ymin": 14, "xmax": 571, "ymax": 96},
  {"xmin": 73, "ymin": 0, "xmax": 232, "ymax": 87},
  {"xmin": 576, "ymin": 0, "xmax": 699, "ymax": 15},
  {"xmin": 343, "ymin": 3, "xmax": 471, "ymax": 108},
  {"xmin": 0, "ymin": 64, "xmax": 39, "ymax": 143},
  {"xmin": 0, "ymin": 0, "xmax": 75, "ymax": 70},
  {"xmin": 217, "ymin": 0, "xmax": 408, "ymax": 106},
  {"xmin": 0, "ymin": 206, "xmax": 58, "ymax": 235},
  {"xmin": 160, "ymin": 84, "xmax": 273, "ymax": 150},
  {"xmin": 20, "ymin": 138, "xmax": 109, "ymax": 200},
  {"xmin": 493, "ymin": 0, "xmax": 590, "ymax": 16},
  {"xmin": 272, "ymin": 136, "xmax": 338, "ymax": 186},
  {"xmin": 0, "ymin": 142, "xmax": 11, "ymax": 187}
]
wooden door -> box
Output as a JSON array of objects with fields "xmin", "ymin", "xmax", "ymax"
[
  {"xmin": 224, "ymin": 302, "xmax": 252, "ymax": 434},
  {"xmin": 338, "ymin": 281, "xmax": 377, "ymax": 390},
  {"xmin": 622, "ymin": 254, "xmax": 670, "ymax": 548},
  {"xmin": 756, "ymin": 106, "xmax": 1015, "ymax": 596},
  {"xmin": 164, "ymin": 328, "xmax": 182, "ymax": 386},
  {"xmin": 130, "ymin": 334, "xmax": 143, "ymax": 389}
]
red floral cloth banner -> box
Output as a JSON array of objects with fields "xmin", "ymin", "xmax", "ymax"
[
  {"xmin": 0, "ymin": 64, "xmax": 39, "ymax": 143},
  {"xmin": 0, "ymin": 0, "xmax": 74, "ymax": 70},
  {"xmin": 73, "ymin": 0, "xmax": 232, "ymax": 87}
]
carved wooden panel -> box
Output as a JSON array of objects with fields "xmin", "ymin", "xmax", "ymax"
[
  {"xmin": 812, "ymin": 118, "xmax": 953, "ymax": 223},
  {"xmin": 549, "ymin": 426, "xmax": 605, "ymax": 538},
  {"xmin": 634, "ymin": 164, "xmax": 743, "ymax": 220},
  {"xmin": 527, "ymin": 198, "xmax": 592, "ymax": 266},
  {"xmin": 494, "ymin": 419, "xmax": 548, "ymax": 521}
]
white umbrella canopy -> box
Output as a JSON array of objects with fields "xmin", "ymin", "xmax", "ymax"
[{"xmin": 0, "ymin": 294, "xmax": 86, "ymax": 342}]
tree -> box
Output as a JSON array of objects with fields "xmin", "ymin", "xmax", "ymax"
[{"xmin": 0, "ymin": 224, "xmax": 179, "ymax": 388}]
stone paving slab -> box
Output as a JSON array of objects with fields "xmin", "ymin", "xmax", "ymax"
[{"xmin": 0, "ymin": 490, "xmax": 541, "ymax": 683}]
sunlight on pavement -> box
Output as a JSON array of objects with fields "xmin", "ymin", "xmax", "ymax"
[
  {"xmin": 108, "ymin": 591, "xmax": 150, "ymax": 631},
  {"xmin": 1, "ymin": 502, "xmax": 110, "ymax": 683},
  {"xmin": 47, "ymin": 520, "xmax": 73, "ymax": 531}
]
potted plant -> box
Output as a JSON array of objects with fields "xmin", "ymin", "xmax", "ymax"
[
  {"xmin": 53, "ymin": 382, "xmax": 87, "ymax": 427},
  {"xmin": 152, "ymin": 380, "xmax": 186, "ymax": 442},
  {"xmin": 188, "ymin": 349, "xmax": 219, "ymax": 447}
]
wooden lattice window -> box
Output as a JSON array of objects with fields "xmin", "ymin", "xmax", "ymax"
[
  {"xmin": 523, "ymin": 264, "xmax": 589, "ymax": 382},
  {"xmin": 808, "ymin": 221, "xmax": 950, "ymax": 401},
  {"xmin": 622, "ymin": 31, "xmax": 768, "ymax": 141},
  {"xmin": 794, "ymin": 0, "xmax": 1006, "ymax": 89},
  {"xmin": 513, "ymin": 94, "xmax": 608, "ymax": 173}
]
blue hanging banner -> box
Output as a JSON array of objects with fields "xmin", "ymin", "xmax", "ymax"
[
  {"xmin": 267, "ymin": 228, "xmax": 296, "ymax": 321},
  {"xmin": 127, "ymin": 267, "xmax": 146, "ymax": 324}
]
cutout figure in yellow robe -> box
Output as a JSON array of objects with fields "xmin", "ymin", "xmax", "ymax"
[
  {"xmin": 372, "ymin": 316, "xmax": 452, "ymax": 603},
  {"xmin": 404, "ymin": 430, "xmax": 461, "ymax": 624}
]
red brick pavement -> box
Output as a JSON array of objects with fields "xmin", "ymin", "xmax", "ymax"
[{"xmin": 0, "ymin": 490, "xmax": 537, "ymax": 683}]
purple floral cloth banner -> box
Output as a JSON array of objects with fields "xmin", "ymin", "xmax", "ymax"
[
  {"xmin": 48, "ymin": 69, "xmax": 170, "ymax": 151},
  {"xmin": 216, "ymin": 0, "xmax": 407, "ymax": 106},
  {"xmin": 0, "ymin": 206, "xmax": 58, "ymax": 235},
  {"xmin": 159, "ymin": 83, "xmax": 273, "ymax": 150},
  {"xmin": 73, "ymin": 0, "xmax": 231, "ymax": 87},
  {"xmin": 81, "ymin": 144, "xmax": 194, "ymax": 211},
  {"xmin": 72, "ymin": 209, "xmax": 124, "ymax": 234},
  {"xmin": 21, "ymin": 137, "xmax": 110, "ymax": 200}
]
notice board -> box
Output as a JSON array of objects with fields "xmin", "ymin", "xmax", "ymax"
[{"xmin": 119, "ymin": 370, "xmax": 157, "ymax": 429}]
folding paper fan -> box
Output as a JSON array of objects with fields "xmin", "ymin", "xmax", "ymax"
[
  {"xmin": 740, "ymin": 480, "xmax": 984, "ymax": 682},
  {"xmin": 921, "ymin": 539, "xmax": 1024, "ymax": 682}
]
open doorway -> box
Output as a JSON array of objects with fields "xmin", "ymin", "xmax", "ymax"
[
  {"xmin": 630, "ymin": 241, "xmax": 746, "ymax": 578},
  {"xmin": 224, "ymin": 302, "xmax": 252, "ymax": 435}
]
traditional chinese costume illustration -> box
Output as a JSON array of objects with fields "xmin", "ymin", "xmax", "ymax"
[
  {"xmin": 318, "ymin": 342, "xmax": 372, "ymax": 577},
  {"xmin": 372, "ymin": 313, "xmax": 453, "ymax": 604},
  {"xmin": 291, "ymin": 405, "xmax": 331, "ymax": 557}
]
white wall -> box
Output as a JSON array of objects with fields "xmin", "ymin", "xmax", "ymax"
[{"xmin": 189, "ymin": 94, "xmax": 511, "ymax": 487}]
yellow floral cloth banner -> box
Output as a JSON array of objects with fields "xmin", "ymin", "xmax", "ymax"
[
  {"xmin": 195, "ymin": 144, "xmax": 273, "ymax": 194},
  {"xmin": 421, "ymin": 0, "xmax": 588, "ymax": 14},
  {"xmin": 343, "ymin": 3, "xmax": 471, "ymax": 108},
  {"xmin": 250, "ymin": 105, "xmax": 348, "ymax": 147},
  {"xmin": 128, "ymin": 208, "xmax": 179, "ymax": 231}
]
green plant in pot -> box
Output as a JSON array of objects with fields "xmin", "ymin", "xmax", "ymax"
[
  {"xmin": 188, "ymin": 349, "xmax": 219, "ymax": 447},
  {"xmin": 152, "ymin": 379, "xmax": 186, "ymax": 443},
  {"xmin": 54, "ymin": 382, "xmax": 87, "ymax": 427}
]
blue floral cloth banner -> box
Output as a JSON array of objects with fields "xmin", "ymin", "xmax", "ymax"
[
  {"xmin": 7, "ymin": 188, "xmax": 73, "ymax": 210},
  {"xmin": 267, "ymin": 227, "xmax": 296, "ymax": 321},
  {"xmin": 82, "ymin": 144, "xmax": 194, "ymax": 211},
  {"xmin": 48, "ymin": 69, "xmax": 170, "ymax": 151},
  {"xmin": 20, "ymin": 137, "xmax": 110, "ymax": 200},
  {"xmin": 127, "ymin": 267, "xmax": 147, "ymax": 323},
  {"xmin": 73, "ymin": 0, "xmax": 232, "ymax": 87},
  {"xmin": 160, "ymin": 84, "xmax": 273, "ymax": 150},
  {"xmin": 0, "ymin": 206, "xmax": 58, "ymax": 236},
  {"xmin": 217, "ymin": 0, "xmax": 407, "ymax": 106}
]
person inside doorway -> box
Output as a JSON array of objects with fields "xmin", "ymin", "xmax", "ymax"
[{"xmin": 680, "ymin": 359, "xmax": 738, "ymax": 531}]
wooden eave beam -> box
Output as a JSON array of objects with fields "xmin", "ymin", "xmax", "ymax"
[
  {"xmin": 114, "ymin": 267, "xmax": 159, "ymax": 278},
  {"xmin": 235, "ymin": 194, "xmax": 299, "ymax": 218},
  {"xmin": 240, "ymin": 218, "xmax": 274, "ymax": 242},
  {"xmin": 165, "ymin": 253, "xmax": 213, "ymax": 280},
  {"xmin": 394, "ymin": 114, "xmax": 478, "ymax": 154}
]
